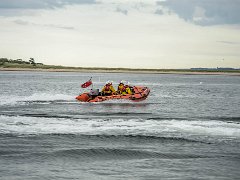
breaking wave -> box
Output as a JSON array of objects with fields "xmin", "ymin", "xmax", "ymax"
[{"xmin": 0, "ymin": 115, "xmax": 239, "ymax": 143}]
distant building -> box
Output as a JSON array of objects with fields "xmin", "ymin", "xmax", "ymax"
[
  {"xmin": 190, "ymin": 68, "xmax": 215, "ymax": 70},
  {"xmin": 190, "ymin": 67, "xmax": 239, "ymax": 70},
  {"xmin": 217, "ymin": 67, "xmax": 235, "ymax": 70}
]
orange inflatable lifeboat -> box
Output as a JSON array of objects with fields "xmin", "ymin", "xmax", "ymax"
[{"xmin": 76, "ymin": 86, "xmax": 150, "ymax": 102}]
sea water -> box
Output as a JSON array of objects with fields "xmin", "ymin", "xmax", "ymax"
[{"xmin": 0, "ymin": 71, "xmax": 240, "ymax": 180}]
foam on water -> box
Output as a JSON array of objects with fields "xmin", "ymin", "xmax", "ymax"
[
  {"xmin": 1, "ymin": 115, "xmax": 239, "ymax": 141},
  {"xmin": 0, "ymin": 93, "xmax": 74, "ymax": 105}
]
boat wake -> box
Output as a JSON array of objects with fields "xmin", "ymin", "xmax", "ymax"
[{"xmin": 0, "ymin": 93, "xmax": 75, "ymax": 106}]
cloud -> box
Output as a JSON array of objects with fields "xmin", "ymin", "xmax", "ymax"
[
  {"xmin": 0, "ymin": 0, "xmax": 96, "ymax": 9},
  {"xmin": 217, "ymin": 41, "xmax": 240, "ymax": 45},
  {"xmin": 0, "ymin": 0, "xmax": 97, "ymax": 17},
  {"xmin": 14, "ymin": 19, "xmax": 29, "ymax": 25},
  {"xmin": 116, "ymin": 7, "xmax": 128, "ymax": 15},
  {"xmin": 1, "ymin": 0, "xmax": 240, "ymax": 68},
  {"xmin": 14, "ymin": 19, "xmax": 75, "ymax": 30},
  {"xmin": 155, "ymin": 9, "xmax": 163, "ymax": 15},
  {"xmin": 157, "ymin": 0, "xmax": 240, "ymax": 25}
]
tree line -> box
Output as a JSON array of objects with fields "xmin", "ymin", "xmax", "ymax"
[{"xmin": 0, "ymin": 58, "xmax": 43, "ymax": 66}]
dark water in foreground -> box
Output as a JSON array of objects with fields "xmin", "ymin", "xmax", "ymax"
[{"xmin": 0, "ymin": 71, "xmax": 240, "ymax": 180}]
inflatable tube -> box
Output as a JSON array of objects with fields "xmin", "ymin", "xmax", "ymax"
[{"xmin": 76, "ymin": 86, "xmax": 150, "ymax": 102}]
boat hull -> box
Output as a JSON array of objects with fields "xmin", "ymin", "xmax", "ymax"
[{"xmin": 76, "ymin": 86, "xmax": 150, "ymax": 102}]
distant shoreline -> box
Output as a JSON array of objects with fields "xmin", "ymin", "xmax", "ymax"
[{"xmin": 1, "ymin": 67, "xmax": 240, "ymax": 76}]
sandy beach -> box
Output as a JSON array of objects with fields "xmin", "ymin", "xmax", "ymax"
[{"xmin": 1, "ymin": 67, "xmax": 240, "ymax": 76}]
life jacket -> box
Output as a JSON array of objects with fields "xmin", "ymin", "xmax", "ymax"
[
  {"xmin": 105, "ymin": 85, "xmax": 110, "ymax": 91},
  {"xmin": 102, "ymin": 84, "xmax": 116, "ymax": 95},
  {"xmin": 118, "ymin": 84, "xmax": 124, "ymax": 92},
  {"xmin": 121, "ymin": 85, "xmax": 132, "ymax": 95}
]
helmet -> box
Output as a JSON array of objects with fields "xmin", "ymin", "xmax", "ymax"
[
  {"xmin": 125, "ymin": 81, "xmax": 131, "ymax": 87},
  {"xmin": 119, "ymin": 80, "xmax": 124, "ymax": 84},
  {"xmin": 106, "ymin": 80, "xmax": 113, "ymax": 85}
]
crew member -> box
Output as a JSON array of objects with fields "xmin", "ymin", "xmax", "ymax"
[
  {"xmin": 117, "ymin": 80, "xmax": 125, "ymax": 94},
  {"xmin": 122, "ymin": 82, "xmax": 132, "ymax": 95},
  {"xmin": 101, "ymin": 81, "xmax": 116, "ymax": 96}
]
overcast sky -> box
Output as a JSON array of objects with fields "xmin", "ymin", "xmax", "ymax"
[{"xmin": 0, "ymin": 0, "xmax": 239, "ymax": 69}]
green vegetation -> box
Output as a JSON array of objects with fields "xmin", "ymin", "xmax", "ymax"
[
  {"xmin": 0, "ymin": 58, "xmax": 76, "ymax": 70},
  {"xmin": 0, "ymin": 58, "xmax": 42, "ymax": 68},
  {"xmin": 1, "ymin": 57, "xmax": 240, "ymax": 74}
]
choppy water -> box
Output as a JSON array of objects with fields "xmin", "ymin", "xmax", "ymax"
[{"xmin": 0, "ymin": 71, "xmax": 240, "ymax": 180}]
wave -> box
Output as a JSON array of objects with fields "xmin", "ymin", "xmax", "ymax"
[
  {"xmin": 0, "ymin": 112, "xmax": 152, "ymax": 120},
  {"xmin": 56, "ymin": 134, "xmax": 207, "ymax": 143},
  {"xmin": 53, "ymin": 148, "xmax": 206, "ymax": 159},
  {"xmin": 204, "ymin": 116, "xmax": 240, "ymax": 123},
  {"xmin": 0, "ymin": 93, "xmax": 75, "ymax": 105},
  {"xmin": 0, "ymin": 115, "xmax": 240, "ymax": 143},
  {"xmin": 0, "ymin": 133, "xmax": 203, "ymax": 143},
  {"xmin": 0, "ymin": 146, "xmax": 207, "ymax": 159}
]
